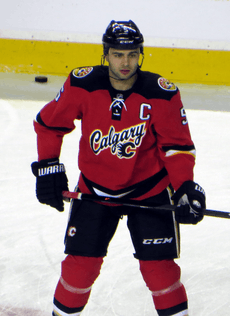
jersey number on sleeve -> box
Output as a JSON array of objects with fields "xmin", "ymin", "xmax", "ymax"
[{"xmin": 180, "ymin": 107, "xmax": 188, "ymax": 125}]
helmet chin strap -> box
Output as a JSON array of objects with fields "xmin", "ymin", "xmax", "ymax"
[{"xmin": 139, "ymin": 53, "xmax": 144, "ymax": 68}]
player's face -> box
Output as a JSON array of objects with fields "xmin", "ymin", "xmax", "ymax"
[{"xmin": 106, "ymin": 48, "xmax": 140, "ymax": 82}]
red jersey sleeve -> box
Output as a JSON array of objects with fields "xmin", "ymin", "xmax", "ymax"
[
  {"xmin": 34, "ymin": 75, "xmax": 83, "ymax": 161},
  {"xmin": 152, "ymin": 91, "xmax": 195, "ymax": 190}
]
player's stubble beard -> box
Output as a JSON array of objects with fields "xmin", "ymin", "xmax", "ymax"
[
  {"xmin": 108, "ymin": 65, "xmax": 139, "ymax": 91},
  {"xmin": 109, "ymin": 64, "xmax": 139, "ymax": 82}
]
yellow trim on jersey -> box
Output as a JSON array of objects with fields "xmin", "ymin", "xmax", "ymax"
[
  {"xmin": 172, "ymin": 210, "xmax": 180, "ymax": 258},
  {"xmin": 0, "ymin": 38, "xmax": 229, "ymax": 85},
  {"xmin": 166, "ymin": 185, "xmax": 180, "ymax": 258},
  {"xmin": 165, "ymin": 149, "xmax": 196, "ymax": 159}
]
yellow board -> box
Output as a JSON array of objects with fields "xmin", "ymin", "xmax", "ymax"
[{"xmin": 0, "ymin": 38, "xmax": 229, "ymax": 85}]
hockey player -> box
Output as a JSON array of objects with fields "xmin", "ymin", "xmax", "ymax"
[{"xmin": 31, "ymin": 20, "xmax": 206, "ymax": 316}]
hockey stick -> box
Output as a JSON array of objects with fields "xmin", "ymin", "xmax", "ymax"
[{"xmin": 62, "ymin": 191, "xmax": 230, "ymax": 219}]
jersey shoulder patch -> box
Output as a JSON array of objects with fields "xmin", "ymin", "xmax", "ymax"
[
  {"xmin": 158, "ymin": 77, "xmax": 177, "ymax": 91},
  {"xmin": 72, "ymin": 67, "xmax": 94, "ymax": 78},
  {"xmin": 136, "ymin": 71, "xmax": 178, "ymax": 100},
  {"xmin": 70, "ymin": 65, "xmax": 108, "ymax": 92}
]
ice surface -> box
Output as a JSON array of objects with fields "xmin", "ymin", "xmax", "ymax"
[{"xmin": 0, "ymin": 73, "xmax": 230, "ymax": 315}]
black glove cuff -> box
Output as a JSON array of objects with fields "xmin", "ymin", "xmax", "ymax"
[{"xmin": 31, "ymin": 158, "xmax": 63, "ymax": 177}]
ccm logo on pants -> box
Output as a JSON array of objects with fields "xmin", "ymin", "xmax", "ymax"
[{"xmin": 143, "ymin": 237, "xmax": 173, "ymax": 245}]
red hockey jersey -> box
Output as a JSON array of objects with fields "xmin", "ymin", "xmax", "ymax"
[{"xmin": 34, "ymin": 66, "xmax": 195, "ymax": 200}]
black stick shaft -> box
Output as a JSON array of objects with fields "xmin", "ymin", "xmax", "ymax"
[{"xmin": 62, "ymin": 191, "xmax": 230, "ymax": 219}]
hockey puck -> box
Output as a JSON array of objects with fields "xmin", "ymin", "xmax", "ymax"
[{"xmin": 35, "ymin": 75, "xmax": 48, "ymax": 83}]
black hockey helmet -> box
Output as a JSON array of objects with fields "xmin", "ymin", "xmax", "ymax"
[{"xmin": 102, "ymin": 20, "xmax": 144, "ymax": 55}]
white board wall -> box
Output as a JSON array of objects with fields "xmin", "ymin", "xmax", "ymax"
[{"xmin": 1, "ymin": 0, "xmax": 230, "ymax": 49}]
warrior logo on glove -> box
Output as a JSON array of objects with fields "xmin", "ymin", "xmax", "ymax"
[{"xmin": 38, "ymin": 164, "xmax": 66, "ymax": 176}]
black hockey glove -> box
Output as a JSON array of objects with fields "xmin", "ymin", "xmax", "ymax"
[
  {"xmin": 172, "ymin": 180, "xmax": 206, "ymax": 225},
  {"xmin": 31, "ymin": 158, "xmax": 69, "ymax": 212}
]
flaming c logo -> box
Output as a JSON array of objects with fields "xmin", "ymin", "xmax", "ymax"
[{"xmin": 90, "ymin": 123, "xmax": 146, "ymax": 159}]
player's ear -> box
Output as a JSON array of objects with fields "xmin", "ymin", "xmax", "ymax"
[
  {"xmin": 105, "ymin": 54, "xmax": 109, "ymax": 62},
  {"xmin": 101, "ymin": 54, "xmax": 108, "ymax": 66}
]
